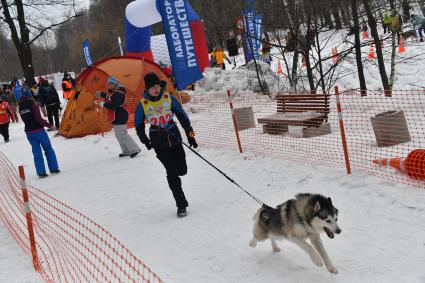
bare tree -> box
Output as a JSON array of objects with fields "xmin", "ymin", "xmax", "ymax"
[{"xmin": 0, "ymin": 0, "xmax": 82, "ymax": 84}]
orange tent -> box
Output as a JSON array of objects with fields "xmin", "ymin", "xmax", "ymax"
[{"xmin": 59, "ymin": 56, "xmax": 189, "ymax": 138}]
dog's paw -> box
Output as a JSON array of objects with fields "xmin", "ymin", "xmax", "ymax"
[
  {"xmin": 326, "ymin": 264, "xmax": 338, "ymax": 274},
  {"xmin": 272, "ymin": 246, "xmax": 281, "ymax": 253},
  {"xmin": 310, "ymin": 252, "xmax": 323, "ymax": 267},
  {"xmin": 249, "ymin": 239, "xmax": 257, "ymax": 248}
]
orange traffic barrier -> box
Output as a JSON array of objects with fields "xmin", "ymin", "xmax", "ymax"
[
  {"xmin": 362, "ymin": 31, "xmax": 369, "ymax": 39},
  {"xmin": 277, "ymin": 60, "xmax": 283, "ymax": 75},
  {"xmin": 372, "ymin": 149, "xmax": 425, "ymax": 180},
  {"xmin": 398, "ymin": 35, "xmax": 406, "ymax": 53},
  {"xmin": 368, "ymin": 43, "xmax": 375, "ymax": 60}
]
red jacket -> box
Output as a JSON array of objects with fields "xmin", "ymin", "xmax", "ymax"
[{"xmin": 0, "ymin": 101, "xmax": 13, "ymax": 124}]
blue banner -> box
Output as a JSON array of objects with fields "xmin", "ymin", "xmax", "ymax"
[
  {"xmin": 242, "ymin": 1, "xmax": 262, "ymax": 63},
  {"xmin": 157, "ymin": 0, "xmax": 203, "ymax": 90},
  {"xmin": 82, "ymin": 39, "xmax": 93, "ymax": 66}
]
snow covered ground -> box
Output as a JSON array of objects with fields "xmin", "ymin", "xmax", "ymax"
[
  {"xmin": 2, "ymin": 23, "xmax": 425, "ymax": 283},
  {"xmin": 1, "ymin": 119, "xmax": 425, "ymax": 282},
  {"xmin": 197, "ymin": 29, "xmax": 425, "ymax": 94}
]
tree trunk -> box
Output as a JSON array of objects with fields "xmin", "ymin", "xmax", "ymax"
[
  {"xmin": 305, "ymin": 16, "xmax": 315, "ymax": 92},
  {"xmin": 18, "ymin": 45, "xmax": 36, "ymax": 85},
  {"xmin": 315, "ymin": 30, "xmax": 326, "ymax": 91},
  {"xmin": 1, "ymin": 0, "xmax": 36, "ymax": 85},
  {"xmin": 351, "ymin": 0, "xmax": 367, "ymax": 95},
  {"xmin": 332, "ymin": 2, "xmax": 342, "ymax": 29},
  {"xmin": 324, "ymin": 13, "xmax": 334, "ymax": 29},
  {"xmin": 362, "ymin": 0, "xmax": 390, "ymax": 93},
  {"xmin": 290, "ymin": 50, "xmax": 299, "ymax": 92},
  {"xmin": 388, "ymin": 31, "xmax": 397, "ymax": 90}
]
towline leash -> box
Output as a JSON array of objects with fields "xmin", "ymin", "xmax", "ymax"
[{"xmin": 182, "ymin": 142, "xmax": 270, "ymax": 208}]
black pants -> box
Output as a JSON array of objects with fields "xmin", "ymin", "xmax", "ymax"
[
  {"xmin": 0, "ymin": 123, "xmax": 9, "ymax": 141},
  {"xmin": 155, "ymin": 144, "xmax": 188, "ymax": 209},
  {"xmin": 46, "ymin": 104, "xmax": 60, "ymax": 128}
]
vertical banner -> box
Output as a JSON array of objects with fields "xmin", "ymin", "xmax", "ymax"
[
  {"xmin": 157, "ymin": 0, "xmax": 203, "ymax": 90},
  {"xmin": 242, "ymin": 0, "xmax": 262, "ymax": 63},
  {"xmin": 82, "ymin": 39, "xmax": 93, "ymax": 66},
  {"xmin": 255, "ymin": 15, "xmax": 263, "ymax": 51}
]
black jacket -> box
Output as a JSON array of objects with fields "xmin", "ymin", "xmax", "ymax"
[
  {"xmin": 101, "ymin": 86, "xmax": 129, "ymax": 125},
  {"xmin": 39, "ymin": 83, "xmax": 60, "ymax": 107}
]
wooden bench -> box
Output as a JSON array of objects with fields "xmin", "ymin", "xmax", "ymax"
[{"xmin": 257, "ymin": 94, "xmax": 330, "ymax": 134}]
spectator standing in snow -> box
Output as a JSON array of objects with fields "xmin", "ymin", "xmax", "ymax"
[
  {"xmin": 0, "ymin": 91, "xmax": 14, "ymax": 142},
  {"xmin": 13, "ymin": 79, "xmax": 23, "ymax": 102},
  {"xmin": 213, "ymin": 47, "xmax": 230, "ymax": 70},
  {"xmin": 38, "ymin": 77, "xmax": 61, "ymax": 129},
  {"xmin": 411, "ymin": 14, "xmax": 425, "ymax": 42},
  {"xmin": 383, "ymin": 11, "xmax": 391, "ymax": 34},
  {"xmin": 134, "ymin": 72, "xmax": 198, "ymax": 218},
  {"xmin": 1, "ymin": 85, "xmax": 18, "ymax": 122},
  {"xmin": 18, "ymin": 86, "xmax": 60, "ymax": 178},
  {"xmin": 96, "ymin": 76, "xmax": 141, "ymax": 158},
  {"xmin": 62, "ymin": 72, "xmax": 75, "ymax": 101},
  {"xmin": 390, "ymin": 10, "xmax": 403, "ymax": 45},
  {"xmin": 361, "ymin": 20, "xmax": 369, "ymax": 38}
]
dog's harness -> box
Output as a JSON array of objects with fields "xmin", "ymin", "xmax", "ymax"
[{"xmin": 261, "ymin": 202, "xmax": 315, "ymax": 232}]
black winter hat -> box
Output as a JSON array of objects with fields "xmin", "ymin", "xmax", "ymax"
[{"xmin": 144, "ymin": 72, "xmax": 166, "ymax": 90}]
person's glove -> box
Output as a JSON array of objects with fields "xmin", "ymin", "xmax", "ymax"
[
  {"xmin": 50, "ymin": 125, "xmax": 57, "ymax": 131},
  {"xmin": 138, "ymin": 133, "xmax": 152, "ymax": 150},
  {"xmin": 186, "ymin": 130, "xmax": 198, "ymax": 148}
]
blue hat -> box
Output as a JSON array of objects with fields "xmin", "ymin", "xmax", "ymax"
[{"xmin": 107, "ymin": 76, "xmax": 118, "ymax": 85}]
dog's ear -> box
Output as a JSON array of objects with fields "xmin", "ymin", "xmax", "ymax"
[
  {"xmin": 314, "ymin": 201, "xmax": 321, "ymax": 212},
  {"xmin": 328, "ymin": 197, "xmax": 332, "ymax": 204}
]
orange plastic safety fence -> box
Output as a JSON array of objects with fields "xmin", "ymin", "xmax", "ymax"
[
  {"xmin": 171, "ymin": 89, "xmax": 424, "ymax": 188},
  {"xmin": 0, "ymin": 152, "xmax": 164, "ymax": 282},
  {"xmin": 178, "ymin": 91, "xmax": 346, "ymax": 168},
  {"xmin": 338, "ymin": 89, "xmax": 425, "ymax": 187}
]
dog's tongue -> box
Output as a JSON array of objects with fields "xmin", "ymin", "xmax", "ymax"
[{"xmin": 324, "ymin": 227, "xmax": 334, "ymax": 239}]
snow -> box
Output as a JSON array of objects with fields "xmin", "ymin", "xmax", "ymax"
[
  {"xmin": 195, "ymin": 30, "xmax": 425, "ymax": 94},
  {"xmin": 2, "ymin": 24, "xmax": 425, "ymax": 283},
  {"xmin": 1, "ymin": 115, "xmax": 425, "ymax": 282}
]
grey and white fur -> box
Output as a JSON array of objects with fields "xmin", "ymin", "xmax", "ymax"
[{"xmin": 249, "ymin": 193, "xmax": 341, "ymax": 274}]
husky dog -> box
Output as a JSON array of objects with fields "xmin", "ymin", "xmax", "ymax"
[{"xmin": 249, "ymin": 193, "xmax": 341, "ymax": 274}]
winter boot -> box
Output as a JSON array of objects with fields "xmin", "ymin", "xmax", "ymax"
[
  {"xmin": 51, "ymin": 169, "xmax": 60, "ymax": 174},
  {"xmin": 119, "ymin": 153, "xmax": 128, "ymax": 158},
  {"xmin": 38, "ymin": 174, "xmax": 48, "ymax": 178},
  {"xmin": 177, "ymin": 207, "xmax": 187, "ymax": 218},
  {"xmin": 130, "ymin": 151, "xmax": 141, "ymax": 158}
]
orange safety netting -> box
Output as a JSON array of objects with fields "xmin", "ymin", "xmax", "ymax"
[
  {"xmin": 129, "ymin": 88, "xmax": 425, "ymax": 188},
  {"xmin": 0, "ymin": 152, "xmax": 163, "ymax": 282}
]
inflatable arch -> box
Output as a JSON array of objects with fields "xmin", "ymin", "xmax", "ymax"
[{"xmin": 125, "ymin": 0, "xmax": 209, "ymax": 90}]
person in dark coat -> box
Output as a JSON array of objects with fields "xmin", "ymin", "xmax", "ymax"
[
  {"xmin": 18, "ymin": 86, "xmax": 60, "ymax": 178},
  {"xmin": 97, "ymin": 76, "xmax": 141, "ymax": 158},
  {"xmin": 38, "ymin": 77, "xmax": 61, "ymax": 129},
  {"xmin": 134, "ymin": 72, "xmax": 198, "ymax": 218}
]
